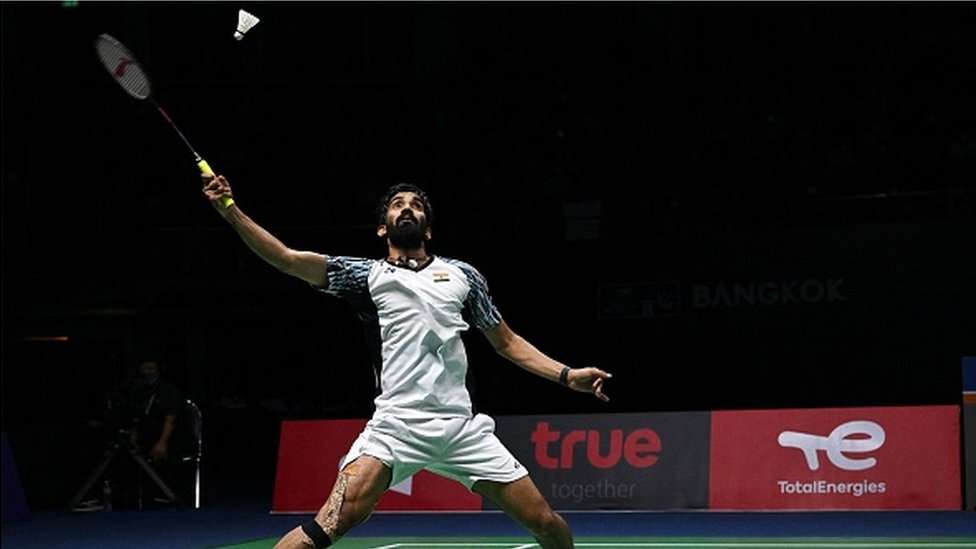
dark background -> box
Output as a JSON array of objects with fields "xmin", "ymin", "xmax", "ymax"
[{"xmin": 2, "ymin": 2, "xmax": 974, "ymax": 509}]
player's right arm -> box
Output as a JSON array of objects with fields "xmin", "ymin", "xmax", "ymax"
[{"xmin": 202, "ymin": 174, "xmax": 326, "ymax": 287}]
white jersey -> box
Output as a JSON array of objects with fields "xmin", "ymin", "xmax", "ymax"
[{"xmin": 318, "ymin": 255, "xmax": 502, "ymax": 419}]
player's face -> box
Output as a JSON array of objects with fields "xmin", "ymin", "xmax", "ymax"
[
  {"xmin": 380, "ymin": 192, "xmax": 431, "ymax": 250},
  {"xmin": 386, "ymin": 192, "xmax": 427, "ymax": 227}
]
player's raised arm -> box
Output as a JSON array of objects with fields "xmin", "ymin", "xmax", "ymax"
[
  {"xmin": 482, "ymin": 320, "xmax": 613, "ymax": 403},
  {"xmin": 202, "ymin": 173, "xmax": 326, "ymax": 287}
]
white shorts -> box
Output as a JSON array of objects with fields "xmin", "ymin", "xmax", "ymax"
[{"xmin": 339, "ymin": 413, "xmax": 528, "ymax": 490}]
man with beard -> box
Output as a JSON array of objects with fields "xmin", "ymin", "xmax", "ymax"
[{"xmin": 202, "ymin": 176, "xmax": 612, "ymax": 549}]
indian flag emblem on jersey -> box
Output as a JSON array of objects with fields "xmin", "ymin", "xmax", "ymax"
[{"xmin": 433, "ymin": 272, "xmax": 450, "ymax": 283}]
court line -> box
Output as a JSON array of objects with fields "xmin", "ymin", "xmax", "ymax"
[
  {"xmin": 371, "ymin": 540, "xmax": 976, "ymax": 549},
  {"xmin": 564, "ymin": 540, "xmax": 976, "ymax": 549}
]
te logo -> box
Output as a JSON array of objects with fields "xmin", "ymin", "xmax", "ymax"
[
  {"xmin": 530, "ymin": 422, "xmax": 661, "ymax": 470},
  {"xmin": 777, "ymin": 420, "xmax": 885, "ymax": 471}
]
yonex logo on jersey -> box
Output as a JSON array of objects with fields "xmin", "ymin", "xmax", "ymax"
[
  {"xmin": 777, "ymin": 420, "xmax": 885, "ymax": 471},
  {"xmin": 433, "ymin": 272, "xmax": 450, "ymax": 282},
  {"xmin": 531, "ymin": 422, "xmax": 661, "ymax": 470}
]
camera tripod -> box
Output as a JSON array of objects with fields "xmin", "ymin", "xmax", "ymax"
[{"xmin": 69, "ymin": 429, "xmax": 178, "ymax": 510}]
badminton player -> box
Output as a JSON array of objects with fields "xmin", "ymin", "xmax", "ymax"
[{"xmin": 202, "ymin": 176, "xmax": 611, "ymax": 549}]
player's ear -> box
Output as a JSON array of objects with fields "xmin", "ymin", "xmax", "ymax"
[
  {"xmin": 377, "ymin": 224, "xmax": 387, "ymax": 238},
  {"xmin": 425, "ymin": 227, "xmax": 432, "ymax": 241}
]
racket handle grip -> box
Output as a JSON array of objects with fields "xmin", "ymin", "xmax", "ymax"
[{"xmin": 196, "ymin": 158, "xmax": 235, "ymax": 208}]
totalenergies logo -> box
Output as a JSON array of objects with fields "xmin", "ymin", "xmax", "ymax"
[
  {"xmin": 530, "ymin": 422, "xmax": 661, "ymax": 470},
  {"xmin": 778, "ymin": 420, "xmax": 886, "ymax": 471}
]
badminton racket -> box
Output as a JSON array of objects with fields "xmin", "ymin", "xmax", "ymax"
[{"xmin": 94, "ymin": 33, "xmax": 234, "ymax": 208}]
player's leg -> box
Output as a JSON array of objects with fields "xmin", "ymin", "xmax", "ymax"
[
  {"xmin": 474, "ymin": 476, "xmax": 573, "ymax": 549},
  {"xmin": 273, "ymin": 455, "xmax": 391, "ymax": 549},
  {"xmin": 429, "ymin": 414, "xmax": 573, "ymax": 549}
]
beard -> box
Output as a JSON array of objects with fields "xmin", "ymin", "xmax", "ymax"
[{"xmin": 386, "ymin": 216, "xmax": 427, "ymax": 250}]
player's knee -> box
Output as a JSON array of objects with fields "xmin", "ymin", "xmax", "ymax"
[{"xmin": 526, "ymin": 508, "xmax": 565, "ymax": 537}]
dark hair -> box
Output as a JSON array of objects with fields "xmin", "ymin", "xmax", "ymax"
[{"xmin": 376, "ymin": 183, "xmax": 433, "ymax": 226}]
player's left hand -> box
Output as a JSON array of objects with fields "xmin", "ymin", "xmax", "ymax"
[{"xmin": 567, "ymin": 367, "xmax": 613, "ymax": 402}]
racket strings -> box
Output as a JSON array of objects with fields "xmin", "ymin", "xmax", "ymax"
[{"xmin": 95, "ymin": 35, "xmax": 151, "ymax": 100}]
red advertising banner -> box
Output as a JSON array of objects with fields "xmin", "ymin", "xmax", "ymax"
[
  {"xmin": 272, "ymin": 419, "xmax": 481, "ymax": 512},
  {"xmin": 709, "ymin": 405, "xmax": 960, "ymax": 510},
  {"xmin": 494, "ymin": 412, "xmax": 710, "ymax": 510}
]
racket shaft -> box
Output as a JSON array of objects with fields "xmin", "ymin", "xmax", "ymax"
[
  {"xmin": 154, "ymin": 103, "xmax": 232, "ymax": 208},
  {"xmin": 154, "ymin": 103, "xmax": 199, "ymax": 157}
]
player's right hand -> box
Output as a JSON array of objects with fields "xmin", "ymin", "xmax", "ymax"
[
  {"xmin": 202, "ymin": 174, "xmax": 234, "ymax": 211},
  {"xmin": 567, "ymin": 367, "xmax": 613, "ymax": 402}
]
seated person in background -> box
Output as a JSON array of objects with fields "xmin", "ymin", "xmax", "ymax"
[
  {"xmin": 124, "ymin": 358, "xmax": 182, "ymax": 464},
  {"xmin": 116, "ymin": 357, "xmax": 184, "ymax": 505}
]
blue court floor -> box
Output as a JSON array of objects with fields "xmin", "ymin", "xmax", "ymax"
[{"xmin": 1, "ymin": 504, "xmax": 974, "ymax": 549}]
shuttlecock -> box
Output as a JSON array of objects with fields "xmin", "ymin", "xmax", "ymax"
[{"xmin": 234, "ymin": 9, "xmax": 260, "ymax": 41}]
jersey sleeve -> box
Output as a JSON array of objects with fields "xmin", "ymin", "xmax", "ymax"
[
  {"xmin": 452, "ymin": 260, "xmax": 503, "ymax": 331},
  {"xmin": 318, "ymin": 256, "xmax": 373, "ymax": 298}
]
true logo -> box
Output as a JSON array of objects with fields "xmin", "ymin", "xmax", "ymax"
[
  {"xmin": 777, "ymin": 420, "xmax": 885, "ymax": 471},
  {"xmin": 531, "ymin": 422, "xmax": 661, "ymax": 470}
]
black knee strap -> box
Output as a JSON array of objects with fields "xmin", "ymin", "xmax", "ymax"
[{"xmin": 301, "ymin": 520, "xmax": 332, "ymax": 548}]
